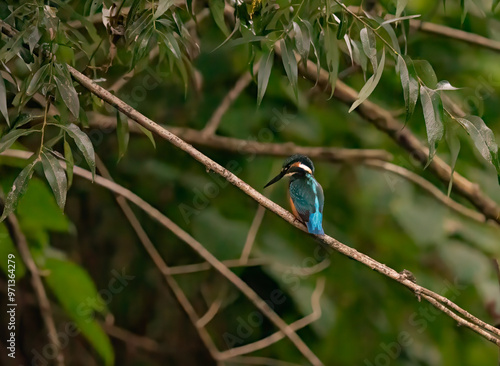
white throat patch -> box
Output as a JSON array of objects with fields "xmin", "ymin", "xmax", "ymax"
[{"xmin": 298, "ymin": 163, "xmax": 312, "ymax": 174}]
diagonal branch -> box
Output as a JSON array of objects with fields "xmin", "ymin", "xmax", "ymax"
[
  {"xmin": 202, "ymin": 61, "xmax": 260, "ymax": 136},
  {"xmin": 6, "ymin": 146, "xmax": 323, "ymax": 365},
  {"xmin": 93, "ymin": 156, "xmax": 221, "ymax": 361},
  {"xmin": 85, "ymin": 111, "xmax": 392, "ymax": 163},
  {"xmin": 60, "ymin": 63, "xmax": 500, "ymax": 344},
  {"xmin": 4, "ymin": 210, "xmax": 65, "ymax": 366},
  {"xmin": 274, "ymin": 44, "xmax": 500, "ymax": 225}
]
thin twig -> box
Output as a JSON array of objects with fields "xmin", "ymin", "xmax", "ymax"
[
  {"xmin": 5, "ymin": 148, "xmax": 500, "ymax": 349},
  {"xmin": 94, "ymin": 156, "xmax": 221, "ymax": 360},
  {"xmin": 5, "ymin": 211, "xmax": 65, "ymax": 366},
  {"xmin": 202, "ymin": 61, "xmax": 260, "ymax": 136},
  {"xmin": 102, "ymin": 323, "xmax": 161, "ymax": 353},
  {"xmin": 240, "ymin": 205, "xmax": 266, "ymax": 264},
  {"xmin": 362, "ymin": 159, "xmax": 487, "ymax": 223},
  {"xmin": 227, "ymin": 356, "xmax": 304, "ymax": 366},
  {"xmin": 84, "ymin": 111, "xmax": 392, "ymax": 163},
  {"xmin": 218, "ymin": 277, "xmax": 325, "ymax": 360},
  {"xmin": 197, "ymin": 290, "xmax": 225, "ymax": 328},
  {"xmin": 274, "ymin": 43, "xmax": 500, "ymax": 225}
]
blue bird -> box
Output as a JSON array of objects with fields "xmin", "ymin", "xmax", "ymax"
[{"xmin": 264, "ymin": 154, "xmax": 325, "ymax": 235}]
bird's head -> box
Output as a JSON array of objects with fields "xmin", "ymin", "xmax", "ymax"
[{"xmin": 264, "ymin": 154, "xmax": 315, "ymax": 188}]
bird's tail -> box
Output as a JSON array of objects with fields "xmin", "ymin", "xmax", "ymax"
[{"xmin": 307, "ymin": 212, "xmax": 324, "ymax": 235}]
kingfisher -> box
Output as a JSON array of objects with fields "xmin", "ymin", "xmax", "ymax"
[{"xmin": 264, "ymin": 154, "xmax": 325, "ymax": 235}]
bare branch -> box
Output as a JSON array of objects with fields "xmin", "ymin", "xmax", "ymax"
[
  {"xmin": 94, "ymin": 156, "xmax": 221, "ymax": 361},
  {"xmin": 276, "ymin": 44, "xmax": 500, "ymax": 225},
  {"xmin": 5, "ymin": 148, "xmax": 500, "ymax": 349},
  {"xmin": 218, "ymin": 277, "xmax": 326, "ymax": 360},
  {"xmin": 85, "ymin": 111, "xmax": 392, "ymax": 163},
  {"xmin": 202, "ymin": 62, "xmax": 259, "ymax": 136},
  {"xmin": 4, "ymin": 211, "xmax": 65, "ymax": 366},
  {"xmin": 362, "ymin": 160, "xmax": 487, "ymax": 223},
  {"xmin": 240, "ymin": 205, "xmax": 266, "ymax": 264}
]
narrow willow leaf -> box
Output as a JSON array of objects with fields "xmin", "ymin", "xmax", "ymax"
[
  {"xmin": 420, "ymin": 85, "xmax": 444, "ymax": 164},
  {"xmin": 360, "ymin": 27, "xmax": 377, "ymax": 71},
  {"xmin": 324, "ymin": 25, "xmax": 339, "ymax": 97},
  {"xmin": 44, "ymin": 258, "xmax": 114, "ymax": 366},
  {"xmin": 64, "ymin": 137, "xmax": 74, "ymax": 188},
  {"xmin": 0, "ymin": 127, "xmax": 40, "ymax": 154},
  {"xmin": 349, "ymin": 47, "xmax": 386, "ymax": 112},
  {"xmin": 456, "ymin": 115, "xmax": 499, "ymax": 167},
  {"xmin": 209, "ymin": 0, "xmax": 229, "ymax": 36},
  {"xmin": 26, "ymin": 64, "xmax": 50, "ymax": 96},
  {"xmin": 0, "ymin": 74, "xmax": 9, "ymax": 126},
  {"xmin": 53, "ymin": 123, "xmax": 95, "ymax": 178},
  {"xmin": 293, "ymin": 21, "xmax": 310, "ymax": 63},
  {"xmin": 0, "ymin": 160, "xmax": 38, "ymax": 222},
  {"xmin": 396, "ymin": 0, "xmax": 409, "ymax": 17},
  {"xmin": 413, "ymin": 60, "xmax": 437, "ymax": 89},
  {"xmin": 257, "ymin": 47, "xmax": 274, "ymax": 106},
  {"xmin": 137, "ymin": 124, "xmax": 156, "ymax": 148},
  {"xmin": 154, "ymin": 0, "xmax": 175, "ymax": 19},
  {"xmin": 445, "ymin": 124, "xmax": 461, "ymax": 196},
  {"xmin": 337, "ymin": 10, "xmax": 348, "ymax": 39},
  {"xmin": 280, "ymin": 38, "xmax": 298, "ymax": 100},
  {"xmin": 351, "ymin": 40, "xmax": 367, "ymax": 79},
  {"xmin": 55, "ymin": 74, "xmax": 80, "ymax": 118},
  {"xmin": 399, "ymin": 55, "xmax": 419, "ymax": 121},
  {"xmin": 435, "ymin": 80, "xmax": 460, "ymax": 91},
  {"xmin": 116, "ymin": 111, "xmax": 129, "ymax": 161},
  {"xmin": 344, "ymin": 34, "xmax": 354, "ymax": 65},
  {"xmin": 41, "ymin": 150, "xmax": 67, "ymax": 210}
]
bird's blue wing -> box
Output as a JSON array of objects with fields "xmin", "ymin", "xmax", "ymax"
[{"xmin": 289, "ymin": 177, "xmax": 324, "ymax": 234}]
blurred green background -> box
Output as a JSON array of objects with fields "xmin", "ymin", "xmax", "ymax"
[{"xmin": 1, "ymin": 0, "xmax": 500, "ymax": 365}]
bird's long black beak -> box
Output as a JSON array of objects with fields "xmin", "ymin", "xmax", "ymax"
[{"xmin": 264, "ymin": 170, "xmax": 285, "ymax": 188}]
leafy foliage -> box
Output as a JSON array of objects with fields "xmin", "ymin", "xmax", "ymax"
[{"xmin": 1, "ymin": 0, "xmax": 500, "ymax": 365}]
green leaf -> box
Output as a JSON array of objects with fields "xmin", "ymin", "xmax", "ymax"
[
  {"xmin": 380, "ymin": 15, "xmax": 420, "ymax": 26},
  {"xmin": 293, "ymin": 21, "xmax": 310, "ymax": 63},
  {"xmin": 54, "ymin": 71, "xmax": 80, "ymax": 118},
  {"xmin": 396, "ymin": 0, "xmax": 409, "ymax": 17},
  {"xmin": 456, "ymin": 115, "xmax": 499, "ymax": 169},
  {"xmin": 337, "ymin": 10, "xmax": 349, "ymax": 40},
  {"xmin": 0, "ymin": 127, "xmax": 41, "ymax": 154},
  {"xmin": 41, "ymin": 149, "xmax": 67, "ymax": 210},
  {"xmin": 160, "ymin": 32, "xmax": 182, "ymax": 60},
  {"xmin": 420, "ymin": 85, "xmax": 444, "ymax": 164},
  {"xmin": 413, "ymin": 60, "xmax": 437, "ymax": 89},
  {"xmin": 26, "ymin": 64, "xmax": 50, "ymax": 96},
  {"xmin": 64, "ymin": 137, "xmax": 74, "ymax": 188},
  {"xmin": 349, "ymin": 47, "xmax": 386, "ymax": 112},
  {"xmin": 398, "ymin": 55, "xmax": 419, "ymax": 121},
  {"xmin": 44, "ymin": 258, "xmax": 114, "ymax": 366},
  {"xmin": 445, "ymin": 123, "xmax": 461, "ymax": 196},
  {"xmin": 209, "ymin": 0, "xmax": 229, "ymax": 36},
  {"xmin": 137, "ymin": 124, "xmax": 156, "ymax": 149},
  {"xmin": 350, "ymin": 40, "xmax": 367, "ymax": 78},
  {"xmin": 154, "ymin": 0, "xmax": 175, "ymax": 19},
  {"xmin": 257, "ymin": 46, "xmax": 274, "ymax": 106},
  {"xmin": 0, "ymin": 160, "xmax": 38, "ymax": 222},
  {"xmin": 280, "ymin": 37, "xmax": 298, "ymax": 100},
  {"xmin": 0, "ymin": 74, "xmax": 9, "ymax": 126},
  {"xmin": 0, "ymin": 223, "xmax": 26, "ymax": 279},
  {"xmin": 360, "ymin": 27, "xmax": 377, "ymax": 71},
  {"xmin": 116, "ymin": 111, "xmax": 129, "ymax": 161},
  {"xmin": 324, "ymin": 25, "xmax": 339, "ymax": 97},
  {"xmin": 53, "ymin": 123, "xmax": 95, "ymax": 178}
]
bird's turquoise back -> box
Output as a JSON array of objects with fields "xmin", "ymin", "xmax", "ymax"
[{"xmin": 289, "ymin": 174, "xmax": 324, "ymax": 235}]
